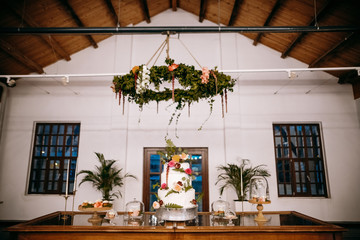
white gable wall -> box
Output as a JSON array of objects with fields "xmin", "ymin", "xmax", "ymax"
[{"xmin": 0, "ymin": 9, "xmax": 359, "ymax": 222}]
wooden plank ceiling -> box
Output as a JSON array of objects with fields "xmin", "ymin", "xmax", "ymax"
[{"xmin": 0, "ymin": 0, "xmax": 359, "ymax": 85}]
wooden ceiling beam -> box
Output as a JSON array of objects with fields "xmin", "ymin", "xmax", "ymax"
[
  {"xmin": 140, "ymin": 0, "xmax": 151, "ymax": 23},
  {"xmin": 58, "ymin": 0, "xmax": 98, "ymax": 48},
  {"xmin": 253, "ymin": 0, "xmax": 284, "ymax": 46},
  {"xmin": 5, "ymin": 2, "xmax": 71, "ymax": 62},
  {"xmin": 199, "ymin": 0, "xmax": 208, "ymax": 22},
  {"xmin": 104, "ymin": 0, "xmax": 121, "ymax": 26},
  {"xmin": 309, "ymin": 32, "xmax": 357, "ymax": 68},
  {"xmin": 281, "ymin": 0, "xmax": 334, "ymax": 58},
  {"xmin": 171, "ymin": 0, "xmax": 177, "ymax": 11},
  {"xmin": 0, "ymin": 39, "xmax": 44, "ymax": 74},
  {"xmin": 228, "ymin": 0, "xmax": 244, "ymax": 26}
]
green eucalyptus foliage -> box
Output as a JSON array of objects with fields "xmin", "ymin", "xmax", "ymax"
[
  {"xmin": 112, "ymin": 59, "xmax": 236, "ymax": 112},
  {"xmin": 77, "ymin": 152, "xmax": 137, "ymax": 201},
  {"xmin": 216, "ymin": 159, "xmax": 270, "ymax": 201}
]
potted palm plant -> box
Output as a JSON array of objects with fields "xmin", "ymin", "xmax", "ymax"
[
  {"xmin": 78, "ymin": 152, "xmax": 137, "ymax": 201},
  {"xmin": 216, "ymin": 159, "xmax": 270, "ymax": 211}
]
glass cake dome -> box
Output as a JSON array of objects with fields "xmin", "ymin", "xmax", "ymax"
[
  {"xmin": 125, "ymin": 198, "xmax": 144, "ymax": 220},
  {"xmin": 211, "ymin": 197, "xmax": 229, "ymax": 217},
  {"xmin": 249, "ymin": 176, "xmax": 270, "ymax": 203}
]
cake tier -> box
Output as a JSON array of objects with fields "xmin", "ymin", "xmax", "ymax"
[
  {"xmin": 158, "ymin": 188, "xmax": 195, "ymax": 209},
  {"xmin": 161, "ymin": 162, "xmax": 192, "ymax": 186}
]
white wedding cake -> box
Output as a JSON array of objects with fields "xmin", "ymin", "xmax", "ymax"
[
  {"xmin": 156, "ymin": 161, "xmax": 196, "ymax": 209},
  {"xmin": 152, "ymin": 140, "xmax": 198, "ymax": 221}
]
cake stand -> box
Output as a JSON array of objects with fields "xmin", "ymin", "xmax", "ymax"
[
  {"xmin": 78, "ymin": 206, "xmax": 112, "ymax": 226},
  {"xmin": 248, "ymin": 199, "xmax": 271, "ymax": 222}
]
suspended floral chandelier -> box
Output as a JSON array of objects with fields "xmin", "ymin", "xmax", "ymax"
[{"xmin": 111, "ymin": 35, "xmax": 236, "ymax": 131}]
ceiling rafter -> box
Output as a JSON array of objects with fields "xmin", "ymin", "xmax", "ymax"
[
  {"xmin": 140, "ymin": 0, "xmax": 151, "ymax": 23},
  {"xmin": 171, "ymin": 0, "xmax": 177, "ymax": 11},
  {"xmin": 199, "ymin": 0, "xmax": 208, "ymax": 22},
  {"xmin": 58, "ymin": 0, "xmax": 98, "ymax": 48},
  {"xmin": 253, "ymin": 0, "xmax": 284, "ymax": 46},
  {"xmin": 281, "ymin": 0, "xmax": 335, "ymax": 58},
  {"xmin": 228, "ymin": 0, "xmax": 244, "ymax": 26},
  {"xmin": 0, "ymin": 38, "xmax": 44, "ymax": 74},
  {"xmin": 104, "ymin": 0, "xmax": 121, "ymax": 26},
  {"xmin": 5, "ymin": 1, "xmax": 71, "ymax": 62},
  {"xmin": 310, "ymin": 32, "xmax": 359, "ymax": 68}
]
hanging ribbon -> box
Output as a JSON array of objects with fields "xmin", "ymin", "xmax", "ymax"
[
  {"xmin": 122, "ymin": 94, "xmax": 125, "ymax": 115},
  {"xmin": 119, "ymin": 88, "xmax": 121, "ymax": 106},
  {"xmin": 221, "ymin": 92, "xmax": 224, "ymax": 118},
  {"xmin": 188, "ymin": 102, "xmax": 191, "ymax": 117},
  {"xmin": 168, "ymin": 63, "xmax": 178, "ymax": 102},
  {"xmin": 172, "ymin": 75, "xmax": 175, "ymax": 102},
  {"xmin": 211, "ymin": 71, "xmax": 218, "ymax": 94},
  {"xmin": 225, "ymin": 89, "xmax": 228, "ymax": 113}
]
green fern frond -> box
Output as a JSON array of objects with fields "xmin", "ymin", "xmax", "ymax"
[{"xmin": 165, "ymin": 203, "xmax": 183, "ymax": 208}]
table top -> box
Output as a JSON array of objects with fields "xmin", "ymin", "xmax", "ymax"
[{"xmin": 7, "ymin": 211, "xmax": 345, "ymax": 233}]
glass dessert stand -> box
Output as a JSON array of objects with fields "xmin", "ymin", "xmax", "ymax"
[
  {"xmin": 155, "ymin": 206, "xmax": 198, "ymax": 228},
  {"xmin": 248, "ymin": 199, "xmax": 271, "ymax": 222}
]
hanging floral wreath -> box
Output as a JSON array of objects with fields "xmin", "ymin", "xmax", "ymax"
[{"xmin": 112, "ymin": 58, "xmax": 236, "ymax": 130}]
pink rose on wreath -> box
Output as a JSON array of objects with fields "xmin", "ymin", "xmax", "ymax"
[
  {"xmin": 168, "ymin": 160, "xmax": 175, "ymax": 167},
  {"xmin": 185, "ymin": 168, "xmax": 192, "ymax": 175},
  {"xmin": 201, "ymin": 67, "xmax": 210, "ymax": 84},
  {"xmin": 161, "ymin": 183, "xmax": 167, "ymax": 189}
]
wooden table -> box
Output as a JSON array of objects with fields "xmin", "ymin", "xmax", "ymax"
[{"xmin": 6, "ymin": 211, "xmax": 346, "ymax": 240}]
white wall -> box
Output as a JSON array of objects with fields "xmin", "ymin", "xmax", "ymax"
[{"xmin": 0, "ymin": 9, "xmax": 359, "ymax": 222}]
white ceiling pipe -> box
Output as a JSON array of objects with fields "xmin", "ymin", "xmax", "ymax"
[{"xmin": 0, "ymin": 67, "xmax": 359, "ymax": 80}]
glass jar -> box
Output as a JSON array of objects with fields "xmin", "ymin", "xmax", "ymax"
[
  {"xmin": 125, "ymin": 198, "xmax": 144, "ymax": 220},
  {"xmin": 249, "ymin": 176, "xmax": 270, "ymax": 203},
  {"xmin": 211, "ymin": 198, "xmax": 229, "ymax": 217}
]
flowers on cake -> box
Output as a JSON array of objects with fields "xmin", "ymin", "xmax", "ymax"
[
  {"xmin": 173, "ymin": 183, "xmax": 183, "ymax": 192},
  {"xmin": 152, "ymin": 201, "xmax": 162, "ymax": 210},
  {"xmin": 185, "ymin": 168, "xmax": 192, "ymax": 175},
  {"xmin": 161, "ymin": 183, "xmax": 168, "ymax": 189},
  {"xmin": 168, "ymin": 160, "xmax": 176, "ymax": 167}
]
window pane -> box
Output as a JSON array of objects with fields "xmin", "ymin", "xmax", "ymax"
[
  {"xmin": 150, "ymin": 155, "xmax": 160, "ymax": 173},
  {"xmin": 305, "ymin": 126, "xmax": 311, "ymax": 136},
  {"xmin": 290, "ymin": 126, "xmax": 296, "ymax": 135},
  {"xmin": 52, "ymin": 125, "xmax": 58, "ymax": 134},
  {"xmin": 150, "ymin": 175, "xmax": 160, "ymax": 190},
  {"xmin": 312, "ymin": 126, "xmax": 318, "ymax": 135},
  {"xmin": 278, "ymin": 184, "xmax": 285, "ymax": 195},
  {"xmin": 193, "ymin": 175, "xmax": 202, "ymax": 192},
  {"xmin": 65, "ymin": 135, "xmax": 71, "ymax": 146},
  {"xmin": 67, "ymin": 125, "xmax": 73, "ymax": 134},
  {"xmin": 274, "ymin": 125, "xmax": 281, "ymax": 136}
]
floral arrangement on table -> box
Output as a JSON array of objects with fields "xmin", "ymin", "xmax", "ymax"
[
  {"xmin": 112, "ymin": 58, "xmax": 236, "ymax": 130},
  {"xmin": 79, "ymin": 199, "xmax": 113, "ymax": 209}
]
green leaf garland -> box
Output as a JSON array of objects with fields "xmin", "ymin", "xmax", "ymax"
[{"xmin": 112, "ymin": 59, "xmax": 236, "ymax": 127}]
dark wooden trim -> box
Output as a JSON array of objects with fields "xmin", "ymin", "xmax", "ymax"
[
  {"xmin": 309, "ymin": 32, "xmax": 357, "ymax": 68},
  {"xmin": 353, "ymin": 80, "xmax": 360, "ymax": 100},
  {"xmin": 58, "ymin": 0, "xmax": 98, "ymax": 48},
  {"xmin": 281, "ymin": 0, "xmax": 334, "ymax": 58},
  {"xmin": 104, "ymin": 0, "xmax": 120, "ymax": 26},
  {"xmin": 171, "ymin": 0, "xmax": 177, "ymax": 11},
  {"xmin": 199, "ymin": 0, "xmax": 207, "ymax": 22},
  {"xmin": 253, "ymin": 0, "xmax": 284, "ymax": 46},
  {"xmin": 0, "ymin": 38, "xmax": 44, "ymax": 73},
  {"xmin": 140, "ymin": 0, "xmax": 151, "ymax": 23},
  {"xmin": 5, "ymin": 1, "xmax": 71, "ymax": 61},
  {"xmin": 228, "ymin": 0, "xmax": 243, "ymax": 26}
]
